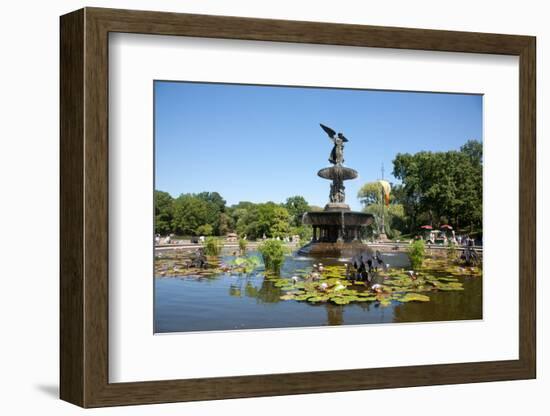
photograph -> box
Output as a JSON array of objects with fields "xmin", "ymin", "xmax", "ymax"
[{"xmin": 153, "ymin": 81, "xmax": 483, "ymax": 333}]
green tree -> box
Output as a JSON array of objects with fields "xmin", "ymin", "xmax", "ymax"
[
  {"xmin": 218, "ymin": 212, "xmax": 234, "ymax": 235},
  {"xmin": 460, "ymin": 140, "xmax": 483, "ymax": 164},
  {"xmin": 171, "ymin": 194, "xmax": 211, "ymax": 236},
  {"xmin": 234, "ymin": 204, "xmax": 260, "ymax": 238},
  {"xmin": 284, "ymin": 196, "xmax": 309, "ymax": 227},
  {"xmin": 307, "ymin": 205, "xmax": 324, "ymax": 212},
  {"xmin": 154, "ymin": 190, "xmax": 174, "ymax": 235},
  {"xmin": 358, "ymin": 182, "xmax": 407, "ymax": 238},
  {"xmin": 392, "ymin": 140, "xmax": 482, "ymax": 233},
  {"xmin": 291, "ymin": 225, "xmax": 313, "ymax": 241},
  {"xmin": 262, "ymin": 203, "xmax": 291, "ymax": 238},
  {"xmin": 357, "ymin": 182, "xmax": 384, "ymax": 206},
  {"xmin": 196, "ymin": 191, "xmax": 226, "ymax": 234},
  {"xmin": 363, "ymin": 203, "xmax": 407, "ymax": 238},
  {"xmin": 232, "ymin": 202, "xmax": 291, "ymax": 239},
  {"xmin": 196, "ymin": 224, "xmax": 213, "ymax": 236},
  {"xmin": 196, "ymin": 191, "xmax": 226, "ymax": 213}
]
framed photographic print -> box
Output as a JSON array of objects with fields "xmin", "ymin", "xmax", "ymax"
[{"xmin": 60, "ymin": 7, "xmax": 536, "ymax": 408}]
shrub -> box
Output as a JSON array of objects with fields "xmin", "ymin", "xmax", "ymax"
[
  {"xmin": 387, "ymin": 228, "xmax": 402, "ymax": 240},
  {"xmin": 258, "ymin": 239, "xmax": 288, "ymax": 274},
  {"xmin": 408, "ymin": 239, "xmax": 426, "ymax": 270},
  {"xmin": 238, "ymin": 238, "xmax": 248, "ymax": 254},
  {"xmin": 204, "ymin": 236, "xmax": 222, "ymax": 256},
  {"xmin": 447, "ymin": 241, "xmax": 457, "ymax": 260}
]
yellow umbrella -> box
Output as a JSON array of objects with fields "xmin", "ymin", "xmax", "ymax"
[{"xmin": 379, "ymin": 180, "xmax": 391, "ymax": 206}]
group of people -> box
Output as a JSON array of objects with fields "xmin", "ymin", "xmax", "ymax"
[
  {"xmin": 261, "ymin": 234, "xmax": 301, "ymax": 243},
  {"xmin": 415, "ymin": 231, "xmax": 478, "ymax": 247},
  {"xmin": 456, "ymin": 235, "xmax": 476, "ymax": 247},
  {"xmin": 155, "ymin": 233, "xmax": 175, "ymax": 245}
]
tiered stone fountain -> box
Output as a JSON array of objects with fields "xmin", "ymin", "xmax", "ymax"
[{"xmin": 298, "ymin": 124, "xmax": 374, "ymax": 257}]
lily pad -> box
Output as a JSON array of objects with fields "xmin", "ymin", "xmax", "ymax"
[
  {"xmin": 437, "ymin": 277, "xmax": 460, "ymax": 282},
  {"xmin": 307, "ymin": 295, "xmax": 329, "ymax": 303},
  {"xmin": 273, "ymin": 279, "xmax": 291, "ymax": 288},
  {"xmin": 331, "ymin": 297, "xmax": 351, "ymax": 305},
  {"xmin": 398, "ymin": 293, "xmax": 430, "ymax": 302}
]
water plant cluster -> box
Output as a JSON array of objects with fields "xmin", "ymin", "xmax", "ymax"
[
  {"xmin": 204, "ymin": 237, "xmax": 222, "ymax": 256},
  {"xmin": 269, "ymin": 262, "xmax": 480, "ymax": 306},
  {"xmin": 154, "ymin": 250, "xmax": 263, "ymax": 277},
  {"xmin": 155, "ymin": 247, "xmax": 482, "ymax": 310},
  {"xmin": 258, "ymin": 239, "xmax": 288, "ymax": 274},
  {"xmin": 408, "ymin": 239, "xmax": 426, "ymax": 269},
  {"xmin": 228, "ymin": 256, "xmax": 262, "ymax": 274},
  {"xmin": 154, "ymin": 250, "xmax": 222, "ymax": 277}
]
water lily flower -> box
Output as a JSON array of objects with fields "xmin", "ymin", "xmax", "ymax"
[
  {"xmin": 371, "ymin": 284, "xmax": 384, "ymax": 293},
  {"xmin": 291, "ymin": 276, "xmax": 299, "ymax": 284}
]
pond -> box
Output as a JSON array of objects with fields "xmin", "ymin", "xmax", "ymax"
[{"xmin": 154, "ymin": 250, "xmax": 482, "ymax": 333}]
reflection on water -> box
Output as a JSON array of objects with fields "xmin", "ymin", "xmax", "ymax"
[{"xmin": 154, "ymin": 251, "xmax": 481, "ymax": 333}]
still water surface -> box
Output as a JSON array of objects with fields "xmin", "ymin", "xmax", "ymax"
[{"xmin": 154, "ymin": 252, "xmax": 482, "ymax": 333}]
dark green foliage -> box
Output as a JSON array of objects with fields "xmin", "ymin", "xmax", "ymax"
[
  {"xmin": 196, "ymin": 224, "xmax": 213, "ymax": 236},
  {"xmin": 171, "ymin": 194, "xmax": 215, "ymax": 236},
  {"xmin": 155, "ymin": 190, "xmax": 314, "ymax": 241},
  {"xmin": 392, "ymin": 140, "xmax": 482, "ymax": 233},
  {"xmin": 284, "ymin": 195, "xmax": 309, "ymax": 227},
  {"xmin": 155, "ymin": 191, "xmax": 226, "ymax": 237},
  {"xmin": 231, "ymin": 201, "xmax": 291, "ymax": 239},
  {"xmin": 154, "ymin": 190, "xmax": 174, "ymax": 234}
]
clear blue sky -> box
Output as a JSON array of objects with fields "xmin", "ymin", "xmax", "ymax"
[{"xmin": 155, "ymin": 81, "xmax": 482, "ymax": 211}]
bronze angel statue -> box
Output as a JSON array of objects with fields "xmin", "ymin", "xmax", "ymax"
[{"xmin": 320, "ymin": 123, "xmax": 348, "ymax": 166}]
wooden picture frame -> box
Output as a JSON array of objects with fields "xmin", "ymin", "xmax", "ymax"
[{"xmin": 60, "ymin": 7, "xmax": 536, "ymax": 408}]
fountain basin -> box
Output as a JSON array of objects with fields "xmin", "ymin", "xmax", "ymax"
[
  {"xmin": 317, "ymin": 166, "xmax": 358, "ymax": 181},
  {"xmin": 298, "ymin": 240, "xmax": 374, "ymax": 257},
  {"xmin": 303, "ymin": 211, "xmax": 373, "ymax": 227},
  {"xmin": 299, "ymin": 211, "xmax": 374, "ymax": 256}
]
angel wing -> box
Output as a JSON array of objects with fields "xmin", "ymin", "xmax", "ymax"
[
  {"xmin": 320, "ymin": 123, "xmax": 336, "ymax": 138},
  {"xmin": 338, "ymin": 133, "xmax": 349, "ymax": 142}
]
